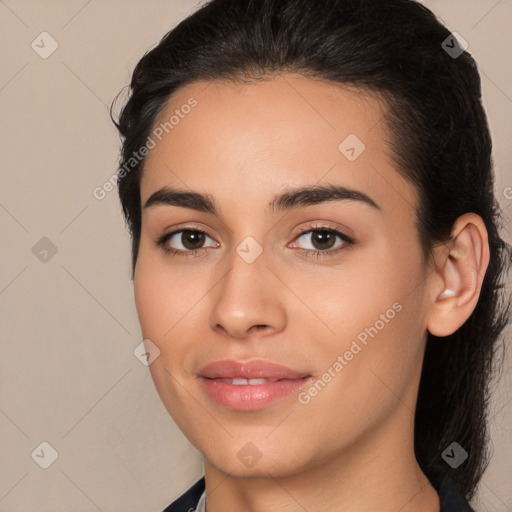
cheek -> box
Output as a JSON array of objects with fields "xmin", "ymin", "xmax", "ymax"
[
  {"xmin": 133, "ymin": 251, "xmax": 197, "ymax": 421},
  {"xmin": 133, "ymin": 244, "xmax": 210, "ymax": 379},
  {"xmin": 292, "ymin": 241, "xmax": 427, "ymax": 389},
  {"xmin": 294, "ymin": 243, "xmax": 421, "ymax": 340},
  {"xmin": 133, "ymin": 243, "xmax": 183, "ymax": 346},
  {"xmin": 133, "ymin": 262, "xmax": 165, "ymax": 339}
]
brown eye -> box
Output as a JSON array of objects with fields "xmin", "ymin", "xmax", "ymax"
[
  {"xmin": 157, "ymin": 228, "xmax": 219, "ymax": 255},
  {"xmin": 180, "ymin": 230, "xmax": 206, "ymax": 250},
  {"xmin": 308, "ymin": 230, "xmax": 337, "ymax": 250},
  {"xmin": 294, "ymin": 228, "xmax": 351, "ymax": 253}
]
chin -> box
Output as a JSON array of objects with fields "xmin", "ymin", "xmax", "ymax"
[{"xmin": 201, "ymin": 440, "xmax": 314, "ymax": 479}]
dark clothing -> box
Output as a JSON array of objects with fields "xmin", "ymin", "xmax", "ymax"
[
  {"xmin": 162, "ymin": 464, "xmax": 475, "ymax": 512},
  {"xmin": 162, "ymin": 478, "xmax": 205, "ymax": 512}
]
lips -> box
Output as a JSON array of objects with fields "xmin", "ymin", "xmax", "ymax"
[
  {"xmin": 198, "ymin": 359, "xmax": 312, "ymax": 410},
  {"xmin": 198, "ymin": 359, "xmax": 309, "ymax": 380}
]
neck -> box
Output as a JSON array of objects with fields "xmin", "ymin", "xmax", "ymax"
[{"xmin": 203, "ymin": 402, "xmax": 440, "ymax": 512}]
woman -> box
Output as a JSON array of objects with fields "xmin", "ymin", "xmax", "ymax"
[{"xmin": 111, "ymin": 0, "xmax": 511, "ymax": 510}]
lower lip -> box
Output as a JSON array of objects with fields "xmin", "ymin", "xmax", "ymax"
[{"xmin": 199, "ymin": 377, "xmax": 312, "ymax": 410}]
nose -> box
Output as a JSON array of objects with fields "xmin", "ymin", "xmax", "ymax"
[{"xmin": 208, "ymin": 247, "xmax": 287, "ymax": 340}]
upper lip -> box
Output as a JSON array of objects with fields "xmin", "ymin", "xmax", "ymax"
[{"xmin": 198, "ymin": 359, "xmax": 310, "ymax": 380}]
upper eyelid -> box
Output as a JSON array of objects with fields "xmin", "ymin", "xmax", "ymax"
[
  {"xmin": 163, "ymin": 218, "xmax": 352, "ymax": 236},
  {"xmin": 290, "ymin": 227, "xmax": 355, "ymax": 249},
  {"xmin": 162, "ymin": 224, "xmax": 353, "ymax": 249}
]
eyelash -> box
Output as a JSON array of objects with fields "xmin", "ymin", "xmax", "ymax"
[{"xmin": 155, "ymin": 224, "xmax": 356, "ymax": 260}]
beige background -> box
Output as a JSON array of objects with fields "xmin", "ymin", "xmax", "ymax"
[{"xmin": 0, "ymin": 1, "xmax": 511, "ymax": 511}]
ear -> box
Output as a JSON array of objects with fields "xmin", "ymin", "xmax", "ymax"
[{"xmin": 426, "ymin": 213, "xmax": 490, "ymax": 337}]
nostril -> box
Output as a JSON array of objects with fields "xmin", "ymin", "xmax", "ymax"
[{"xmin": 249, "ymin": 324, "xmax": 270, "ymax": 334}]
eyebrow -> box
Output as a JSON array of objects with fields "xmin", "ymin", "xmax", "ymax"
[{"xmin": 143, "ymin": 183, "xmax": 381, "ymax": 214}]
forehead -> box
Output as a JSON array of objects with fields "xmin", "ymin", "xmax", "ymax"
[{"xmin": 140, "ymin": 74, "xmax": 417, "ymax": 214}]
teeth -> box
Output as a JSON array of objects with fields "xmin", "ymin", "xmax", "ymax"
[
  {"xmin": 232, "ymin": 378, "xmax": 249, "ymax": 385},
  {"xmin": 225, "ymin": 378, "xmax": 269, "ymax": 385},
  {"xmin": 247, "ymin": 378, "xmax": 267, "ymax": 385}
]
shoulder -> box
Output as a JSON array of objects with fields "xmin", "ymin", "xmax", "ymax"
[
  {"xmin": 424, "ymin": 464, "xmax": 477, "ymax": 512},
  {"xmin": 161, "ymin": 477, "xmax": 205, "ymax": 512}
]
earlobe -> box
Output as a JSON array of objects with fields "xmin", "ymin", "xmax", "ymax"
[{"xmin": 426, "ymin": 213, "xmax": 490, "ymax": 337}]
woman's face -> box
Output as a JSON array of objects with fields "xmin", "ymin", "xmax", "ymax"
[{"xmin": 134, "ymin": 74, "xmax": 435, "ymax": 478}]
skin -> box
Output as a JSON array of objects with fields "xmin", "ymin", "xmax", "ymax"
[{"xmin": 133, "ymin": 74, "xmax": 489, "ymax": 512}]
